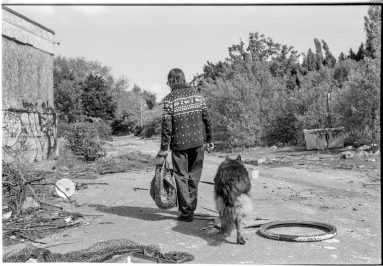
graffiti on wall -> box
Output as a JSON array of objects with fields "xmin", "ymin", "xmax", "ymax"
[{"xmin": 2, "ymin": 101, "xmax": 57, "ymax": 163}]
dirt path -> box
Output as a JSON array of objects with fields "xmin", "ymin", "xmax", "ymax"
[{"xmin": 27, "ymin": 136, "xmax": 381, "ymax": 264}]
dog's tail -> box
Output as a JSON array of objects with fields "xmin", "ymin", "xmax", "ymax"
[
  {"xmin": 220, "ymin": 205, "xmax": 236, "ymax": 235},
  {"xmin": 215, "ymin": 194, "xmax": 253, "ymax": 235}
]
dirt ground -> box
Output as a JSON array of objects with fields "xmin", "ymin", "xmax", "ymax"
[{"xmin": 5, "ymin": 135, "xmax": 381, "ymax": 264}]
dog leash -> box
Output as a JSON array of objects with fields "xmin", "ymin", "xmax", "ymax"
[{"xmin": 174, "ymin": 175, "xmax": 214, "ymax": 185}]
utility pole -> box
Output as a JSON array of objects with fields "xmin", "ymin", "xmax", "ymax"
[
  {"xmin": 326, "ymin": 91, "xmax": 332, "ymax": 128},
  {"xmin": 140, "ymin": 96, "xmax": 143, "ymax": 128}
]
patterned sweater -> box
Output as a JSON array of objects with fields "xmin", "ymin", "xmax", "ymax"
[{"xmin": 160, "ymin": 84, "xmax": 213, "ymax": 151}]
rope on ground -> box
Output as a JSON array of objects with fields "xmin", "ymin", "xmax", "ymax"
[{"xmin": 3, "ymin": 238, "xmax": 194, "ymax": 263}]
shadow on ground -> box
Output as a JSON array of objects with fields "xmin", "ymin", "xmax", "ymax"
[{"xmin": 89, "ymin": 204, "xmax": 228, "ymax": 246}]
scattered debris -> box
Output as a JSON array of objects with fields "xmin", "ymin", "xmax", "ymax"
[
  {"xmin": 133, "ymin": 187, "xmax": 149, "ymax": 191},
  {"xmin": 96, "ymin": 152, "xmax": 154, "ymax": 175},
  {"xmin": 341, "ymin": 151, "xmax": 355, "ymax": 159},
  {"xmin": 2, "ymin": 161, "xmax": 56, "ymax": 216},
  {"xmin": 22, "ymin": 197, "xmax": 40, "ymax": 210},
  {"xmin": 64, "ymin": 217, "xmax": 72, "ymax": 223},
  {"xmin": 324, "ymin": 238, "xmax": 340, "ymax": 244},
  {"xmin": 3, "ymin": 211, "xmax": 12, "ymax": 220},
  {"xmin": 2, "ymin": 210, "xmax": 83, "ymax": 246},
  {"xmin": 258, "ymin": 157, "xmax": 267, "ymax": 164},
  {"xmin": 55, "ymin": 179, "xmax": 76, "ymax": 199}
]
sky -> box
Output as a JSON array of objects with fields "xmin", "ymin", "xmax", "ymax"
[{"xmin": 7, "ymin": 4, "xmax": 370, "ymax": 100}]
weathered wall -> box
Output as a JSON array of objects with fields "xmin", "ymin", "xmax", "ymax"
[{"xmin": 2, "ymin": 14, "xmax": 56, "ymax": 162}]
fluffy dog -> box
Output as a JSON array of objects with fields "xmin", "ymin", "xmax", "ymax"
[{"xmin": 214, "ymin": 155, "xmax": 253, "ymax": 244}]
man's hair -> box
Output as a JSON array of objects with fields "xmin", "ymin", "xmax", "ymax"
[{"xmin": 168, "ymin": 68, "xmax": 186, "ymax": 86}]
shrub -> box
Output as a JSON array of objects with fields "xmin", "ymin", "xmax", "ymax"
[
  {"xmin": 263, "ymin": 112, "xmax": 299, "ymax": 145},
  {"xmin": 94, "ymin": 120, "xmax": 113, "ymax": 141},
  {"xmin": 111, "ymin": 115, "xmax": 136, "ymax": 136},
  {"xmin": 65, "ymin": 122, "xmax": 106, "ymax": 161},
  {"xmin": 134, "ymin": 125, "xmax": 143, "ymax": 136},
  {"xmin": 57, "ymin": 121, "xmax": 74, "ymax": 138},
  {"xmin": 142, "ymin": 112, "xmax": 162, "ymax": 138}
]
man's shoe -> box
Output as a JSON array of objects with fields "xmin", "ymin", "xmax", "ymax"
[{"xmin": 177, "ymin": 215, "xmax": 194, "ymax": 222}]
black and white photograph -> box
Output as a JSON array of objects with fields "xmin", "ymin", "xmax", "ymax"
[{"xmin": 1, "ymin": 0, "xmax": 381, "ymax": 264}]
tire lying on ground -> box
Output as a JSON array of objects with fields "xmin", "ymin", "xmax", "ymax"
[{"xmin": 258, "ymin": 221, "xmax": 337, "ymax": 242}]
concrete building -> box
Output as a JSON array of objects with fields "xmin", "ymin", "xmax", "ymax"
[{"xmin": 2, "ymin": 6, "xmax": 57, "ymax": 162}]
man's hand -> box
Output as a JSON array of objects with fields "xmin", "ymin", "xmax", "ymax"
[
  {"xmin": 154, "ymin": 150, "xmax": 168, "ymax": 166},
  {"xmin": 207, "ymin": 143, "xmax": 214, "ymax": 152}
]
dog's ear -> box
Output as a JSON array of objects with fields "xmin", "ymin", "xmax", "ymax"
[
  {"xmin": 225, "ymin": 155, "xmax": 230, "ymax": 161},
  {"xmin": 236, "ymin": 155, "xmax": 241, "ymax": 161}
]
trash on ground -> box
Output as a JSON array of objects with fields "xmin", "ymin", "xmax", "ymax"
[
  {"xmin": 3, "ymin": 238, "xmax": 195, "ymax": 263},
  {"xmin": 257, "ymin": 158, "xmax": 266, "ymax": 164},
  {"xmin": 341, "ymin": 151, "xmax": 355, "ymax": 159},
  {"xmin": 55, "ymin": 178, "xmax": 76, "ymax": 198},
  {"xmin": 133, "ymin": 187, "xmax": 149, "ymax": 191},
  {"xmin": 324, "ymin": 238, "xmax": 340, "ymax": 243},
  {"xmin": 3, "ymin": 211, "xmax": 12, "ymax": 220},
  {"xmin": 22, "ymin": 197, "xmax": 40, "ymax": 210},
  {"xmin": 2, "ymin": 210, "xmax": 83, "ymax": 246},
  {"xmin": 64, "ymin": 217, "xmax": 72, "ymax": 223}
]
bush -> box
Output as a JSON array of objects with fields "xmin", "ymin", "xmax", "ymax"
[
  {"xmin": 111, "ymin": 116, "xmax": 135, "ymax": 136},
  {"xmin": 57, "ymin": 121, "xmax": 74, "ymax": 138},
  {"xmin": 65, "ymin": 122, "xmax": 106, "ymax": 161},
  {"xmin": 134, "ymin": 125, "xmax": 143, "ymax": 136},
  {"xmin": 142, "ymin": 112, "xmax": 162, "ymax": 138},
  {"xmin": 94, "ymin": 120, "xmax": 113, "ymax": 141},
  {"xmin": 263, "ymin": 112, "xmax": 299, "ymax": 145}
]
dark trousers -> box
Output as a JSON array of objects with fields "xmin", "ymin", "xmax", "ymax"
[{"xmin": 172, "ymin": 146, "xmax": 204, "ymax": 218}]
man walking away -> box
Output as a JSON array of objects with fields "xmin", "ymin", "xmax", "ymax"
[{"xmin": 156, "ymin": 68, "xmax": 214, "ymax": 222}]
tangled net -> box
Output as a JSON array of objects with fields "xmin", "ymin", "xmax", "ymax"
[{"xmin": 3, "ymin": 239, "xmax": 194, "ymax": 263}]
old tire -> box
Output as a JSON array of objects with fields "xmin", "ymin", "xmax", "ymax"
[{"xmin": 259, "ymin": 221, "xmax": 337, "ymax": 242}]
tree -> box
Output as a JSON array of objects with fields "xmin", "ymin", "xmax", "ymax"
[
  {"xmin": 54, "ymin": 56, "xmax": 116, "ymax": 123},
  {"xmin": 322, "ymin": 40, "xmax": 336, "ymax": 67},
  {"xmin": 302, "ymin": 48, "xmax": 316, "ymax": 71},
  {"xmin": 314, "ymin": 38, "xmax": 324, "ymax": 70},
  {"xmin": 54, "ymin": 56, "xmax": 114, "ymax": 90},
  {"xmin": 54, "ymin": 80, "xmax": 82, "ymax": 123},
  {"xmin": 332, "ymin": 59, "xmax": 380, "ymax": 141},
  {"xmin": 338, "ymin": 52, "xmax": 347, "ymax": 62},
  {"xmin": 364, "ymin": 5, "xmax": 381, "ymax": 59},
  {"xmin": 111, "ymin": 76, "xmax": 131, "ymax": 98},
  {"xmin": 203, "ymin": 61, "xmax": 228, "ymax": 81},
  {"xmin": 80, "ymin": 74, "xmax": 116, "ymax": 120},
  {"xmin": 132, "ymin": 84, "xmax": 142, "ymax": 94},
  {"xmin": 348, "ymin": 48, "xmax": 358, "ymax": 61},
  {"xmin": 333, "ymin": 59, "xmax": 358, "ymax": 87},
  {"xmin": 142, "ymin": 90, "xmax": 157, "ymax": 110},
  {"xmin": 356, "ymin": 43, "xmax": 366, "ymax": 61}
]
